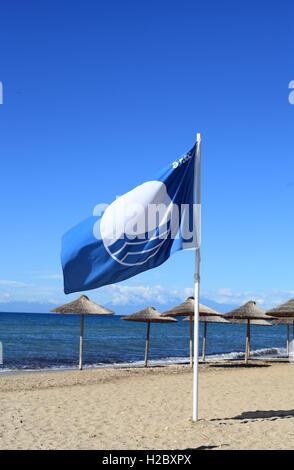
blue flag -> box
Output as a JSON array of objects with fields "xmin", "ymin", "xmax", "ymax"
[{"xmin": 62, "ymin": 144, "xmax": 198, "ymax": 294}]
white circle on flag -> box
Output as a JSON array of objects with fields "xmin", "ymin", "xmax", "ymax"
[{"xmin": 100, "ymin": 181, "xmax": 174, "ymax": 266}]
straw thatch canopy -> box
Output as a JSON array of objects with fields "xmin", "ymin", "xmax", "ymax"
[
  {"xmin": 183, "ymin": 315, "xmax": 229, "ymax": 324},
  {"xmin": 121, "ymin": 306, "xmax": 177, "ymax": 323},
  {"xmin": 51, "ymin": 295, "xmax": 114, "ymax": 315},
  {"xmin": 223, "ymin": 300, "xmax": 270, "ymax": 320},
  {"xmin": 230, "ymin": 318, "xmax": 271, "ymax": 326},
  {"xmin": 266, "ymin": 298, "xmax": 294, "ymax": 318},
  {"xmin": 161, "ymin": 296, "xmax": 221, "ymax": 317}
]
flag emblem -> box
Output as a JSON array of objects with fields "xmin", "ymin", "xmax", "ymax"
[{"xmin": 100, "ymin": 181, "xmax": 175, "ymax": 266}]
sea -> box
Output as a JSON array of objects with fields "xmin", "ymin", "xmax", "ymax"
[{"xmin": 0, "ymin": 312, "xmax": 291, "ymax": 372}]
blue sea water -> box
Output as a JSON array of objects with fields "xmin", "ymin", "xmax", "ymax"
[{"xmin": 0, "ymin": 312, "xmax": 291, "ymax": 372}]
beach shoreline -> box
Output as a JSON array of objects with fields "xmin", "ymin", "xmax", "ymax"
[{"xmin": 1, "ymin": 359, "xmax": 294, "ymax": 450}]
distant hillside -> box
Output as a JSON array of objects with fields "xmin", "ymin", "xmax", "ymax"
[
  {"xmin": 0, "ymin": 298, "xmax": 233, "ymax": 315},
  {"xmin": 0, "ymin": 301, "xmax": 56, "ymax": 314}
]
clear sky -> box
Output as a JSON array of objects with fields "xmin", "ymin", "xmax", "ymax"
[{"xmin": 0, "ymin": 0, "xmax": 294, "ymax": 313}]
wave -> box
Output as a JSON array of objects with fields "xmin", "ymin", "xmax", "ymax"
[
  {"xmin": 0, "ymin": 347, "xmax": 290, "ymax": 374},
  {"xmin": 204, "ymin": 347, "xmax": 288, "ymax": 361}
]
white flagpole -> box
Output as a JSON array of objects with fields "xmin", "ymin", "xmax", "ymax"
[{"xmin": 193, "ymin": 132, "xmax": 201, "ymax": 421}]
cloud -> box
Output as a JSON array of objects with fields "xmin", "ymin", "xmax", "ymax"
[
  {"xmin": 1, "ymin": 274, "xmax": 293, "ymax": 313},
  {"xmin": 0, "ymin": 280, "xmax": 30, "ymax": 287},
  {"xmin": 108, "ymin": 284, "xmax": 167, "ymax": 306},
  {"xmin": 0, "ymin": 281, "xmax": 63, "ymax": 306},
  {"xmin": 35, "ymin": 274, "xmax": 62, "ymax": 280},
  {"xmin": 216, "ymin": 288, "xmax": 239, "ymax": 297},
  {"xmin": 201, "ymin": 288, "xmax": 294, "ymax": 309},
  {"xmin": 107, "ymin": 285, "xmax": 194, "ymax": 307},
  {"xmin": 0, "ymin": 292, "xmax": 11, "ymax": 303}
]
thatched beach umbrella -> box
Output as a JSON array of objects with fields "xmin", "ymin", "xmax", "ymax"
[
  {"xmin": 121, "ymin": 306, "xmax": 177, "ymax": 367},
  {"xmin": 224, "ymin": 301, "xmax": 273, "ymax": 364},
  {"xmin": 266, "ymin": 297, "xmax": 294, "ymax": 318},
  {"xmin": 267, "ymin": 298, "xmax": 294, "ymax": 357},
  {"xmin": 270, "ymin": 318, "xmax": 293, "ymax": 356},
  {"xmin": 51, "ymin": 295, "xmax": 114, "ymax": 370},
  {"xmin": 161, "ymin": 296, "xmax": 222, "ymax": 366},
  {"xmin": 183, "ymin": 314, "xmax": 229, "ymax": 362}
]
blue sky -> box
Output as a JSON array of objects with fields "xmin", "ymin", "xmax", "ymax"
[{"xmin": 0, "ymin": 0, "xmax": 294, "ymax": 313}]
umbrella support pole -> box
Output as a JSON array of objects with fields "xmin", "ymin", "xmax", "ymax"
[
  {"xmin": 245, "ymin": 319, "xmax": 250, "ymax": 364},
  {"xmin": 202, "ymin": 322, "xmax": 207, "ymax": 362},
  {"xmin": 190, "ymin": 317, "xmax": 193, "ymax": 367},
  {"xmin": 293, "ymin": 320, "xmax": 294, "ymax": 358},
  {"xmin": 291, "ymin": 320, "xmax": 294, "ymax": 360},
  {"xmin": 79, "ymin": 314, "xmax": 84, "ymax": 370},
  {"xmin": 144, "ymin": 321, "xmax": 150, "ymax": 367}
]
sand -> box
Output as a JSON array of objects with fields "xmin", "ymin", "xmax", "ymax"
[{"xmin": 1, "ymin": 360, "xmax": 294, "ymax": 450}]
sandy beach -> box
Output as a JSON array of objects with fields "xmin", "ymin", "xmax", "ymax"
[{"xmin": 1, "ymin": 360, "xmax": 294, "ymax": 450}]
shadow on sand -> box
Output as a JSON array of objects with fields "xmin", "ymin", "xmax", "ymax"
[
  {"xmin": 212, "ymin": 409, "xmax": 294, "ymax": 422},
  {"xmin": 191, "ymin": 445, "xmax": 223, "ymax": 450},
  {"xmin": 207, "ymin": 362, "xmax": 270, "ymax": 369}
]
